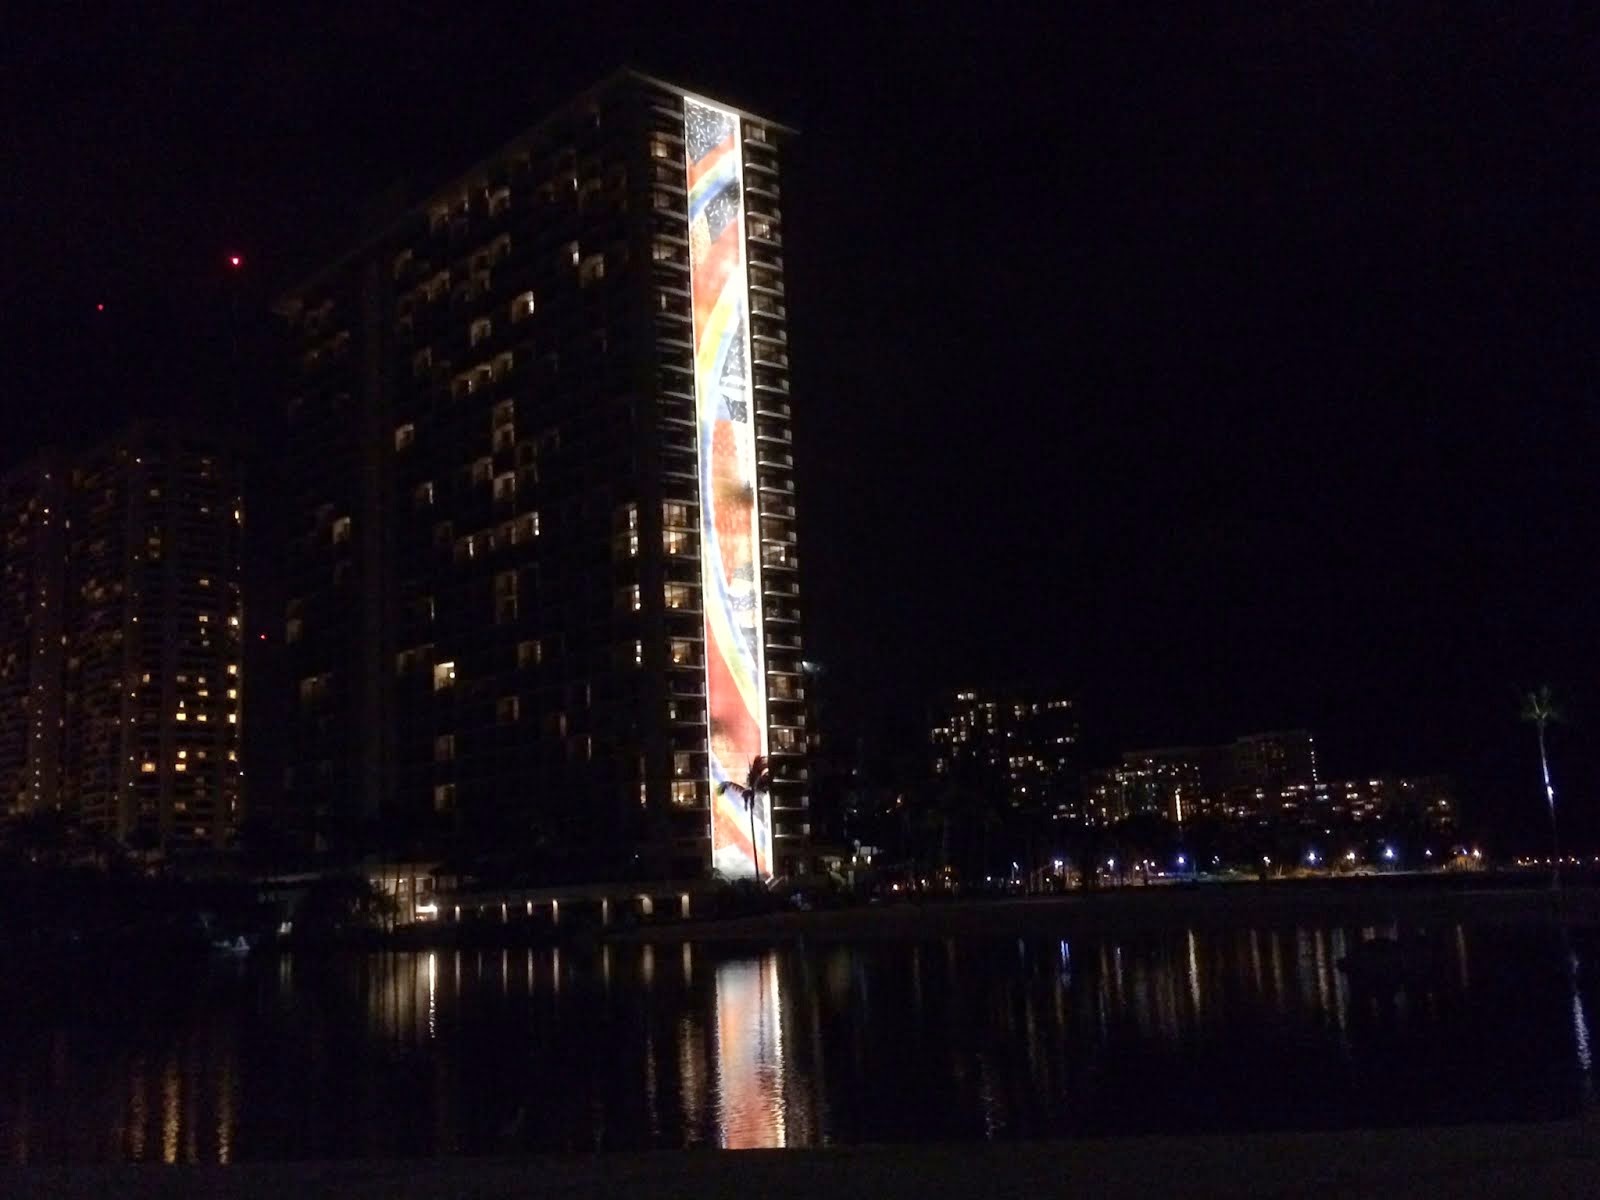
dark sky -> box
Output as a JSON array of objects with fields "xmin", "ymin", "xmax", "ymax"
[{"xmin": 4, "ymin": 4, "xmax": 1596, "ymax": 847}]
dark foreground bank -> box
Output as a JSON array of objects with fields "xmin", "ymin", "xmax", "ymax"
[{"xmin": 6, "ymin": 1114, "xmax": 1598, "ymax": 1199}]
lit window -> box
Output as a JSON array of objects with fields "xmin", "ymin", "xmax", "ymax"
[
  {"xmin": 227, "ymin": 664, "xmax": 238, "ymax": 676},
  {"xmin": 433, "ymin": 783, "xmax": 456, "ymax": 813},
  {"xmin": 517, "ymin": 640, "xmax": 541, "ymax": 668},
  {"xmin": 394, "ymin": 424, "xmax": 416, "ymax": 451},
  {"xmin": 674, "ymin": 752, "xmax": 693, "ymax": 777},
  {"xmin": 433, "ymin": 661, "xmax": 456, "ymax": 691},
  {"xmin": 510, "ymin": 291, "xmax": 535, "ymax": 321},
  {"xmin": 332, "ymin": 516, "xmax": 352, "ymax": 545},
  {"xmin": 493, "ymin": 473, "xmax": 516, "ymax": 502},
  {"xmin": 579, "ymin": 253, "xmax": 605, "ymax": 286},
  {"xmin": 619, "ymin": 584, "xmax": 641, "ymax": 613},
  {"xmin": 140, "ymin": 761, "xmax": 157, "ymax": 774},
  {"xmin": 664, "ymin": 582, "xmax": 692, "ymax": 609},
  {"xmin": 670, "ymin": 638, "xmax": 695, "ymax": 665},
  {"xmin": 470, "ymin": 317, "xmax": 492, "ymax": 346},
  {"xmin": 671, "ymin": 781, "xmax": 697, "ymax": 808},
  {"xmin": 175, "ymin": 711, "xmax": 188, "ymax": 721},
  {"xmin": 663, "ymin": 501, "xmax": 690, "ymax": 528},
  {"xmin": 414, "ymin": 481, "xmax": 434, "ymax": 508},
  {"xmin": 518, "ymin": 511, "xmax": 539, "ymax": 541},
  {"xmin": 634, "ymin": 640, "xmax": 643, "ymax": 667},
  {"xmin": 663, "ymin": 529, "xmax": 690, "ymax": 555}
]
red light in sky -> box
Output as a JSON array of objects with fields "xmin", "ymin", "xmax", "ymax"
[
  {"xmin": 228, "ymin": 254, "xmax": 242, "ymax": 269},
  {"xmin": 96, "ymin": 303, "xmax": 105, "ymax": 312}
]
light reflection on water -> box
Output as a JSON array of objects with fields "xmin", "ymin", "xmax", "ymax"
[{"xmin": 0, "ymin": 919, "xmax": 1594, "ymax": 1162}]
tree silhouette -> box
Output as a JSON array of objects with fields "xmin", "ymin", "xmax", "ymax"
[
  {"xmin": 1520, "ymin": 685, "xmax": 1563, "ymax": 887},
  {"xmin": 718, "ymin": 755, "xmax": 772, "ymax": 881}
]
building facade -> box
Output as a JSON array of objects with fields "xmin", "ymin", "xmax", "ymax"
[
  {"xmin": 276, "ymin": 72, "xmax": 807, "ymax": 879},
  {"xmin": 0, "ymin": 425, "xmax": 244, "ymax": 849},
  {"xmin": 929, "ymin": 689, "xmax": 1079, "ymax": 822}
]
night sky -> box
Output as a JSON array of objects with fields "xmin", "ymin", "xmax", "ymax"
[{"xmin": 4, "ymin": 5, "xmax": 1595, "ymax": 848}]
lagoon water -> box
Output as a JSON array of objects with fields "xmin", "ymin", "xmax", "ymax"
[{"xmin": 1, "ymin": 916, "xmax": 1593, "ymax": 1162}]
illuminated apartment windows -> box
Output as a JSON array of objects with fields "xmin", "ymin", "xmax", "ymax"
[
  {"xmin": 669, "ymin": 638, "xmax": 696, "ymax": 666},
  {"xmin": 663, "ymin": 528, "xmax": 691, "ymax": 555},
  {"xmin": 673, "ymin": 752, "xmax": 693, "ymax": 777},
  {"xmin": 565, "ymin": 240, "xmax": 581, "ymax": 268},
  {"xmin": 663, "ymin": 582, "xmax": 692, "ymax": 609},
  {"xmin": 433, "ymin": 783, "xmax": 456, "ymax": 813},
  {"xmin": 470, "ymin": 317, "xmax": 492, "ymax": 347},
  {"xmin": 663, "ymin": 501, "xmax": 690, "ymax": 528},
  {"xmin": 413, "ymin": 481, "xmax": 434, "ymax": 508},
  {"xmin": 434, "ymin": 734, "xmax": 456, "ymax": 763},
  {"xmin": 772, "ymin": 727, "xmax": 800, "ymax": 752},
  {"xmin": 517, "ymin": 639, "xmax": 542, "ymax": 668},
  {"xmin": 394, "ymin": 423, "xmax": 416, "ymax": 452},
  {"xmin": 516, "ymin": 511, "xmax": 539, "ymax": 541},
  {"xmin": 633, "ymin": 640, "xmax": 643, "ymax": 667},
  {"xmin": 671, "ymin": 780, "xmax": 697, "ymax": 807},
  {"xmin": 618, "ymin": 584, "xmax": 641, "ymax": 613},
  {"xmin": 615, "ymin": 530, "xmax": 639, "ymax": 560},
  {"xmin": 497, "ymin": 696, "xmax": 520, "ymax": 724},
  {"xmin": 493, "ymin": 473, "xmax": 516, "ymax": 503},
  {"xmin": 510, "ymin": 291, "xmax": 535, "ymax": 321},
  {"xmin": 331, "ymin": 516, "xmax": 352, "ymax": 545},
  {"xmin": 433, "ymin": 661, "xmax": 456, "ymax": 691},
  {"xmin": 579, "ymin": 253, "xmax": 605, "ymax": 286}
]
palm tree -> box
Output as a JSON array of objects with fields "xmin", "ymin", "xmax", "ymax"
[
  {"xmin": 719, "ymin": 755, "xmax": 772, "ymax": 882},
  {"xmin": 1521, "ymin": 686, "xmax": 1562, "ymax": 887}
]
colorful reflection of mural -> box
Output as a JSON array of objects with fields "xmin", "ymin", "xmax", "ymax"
[
  {"xmin": 684, "ymin": 97, "xmax": 770, "ymax": 879},
  {"xmin": 713, "ymin": 955, "xmax": 787, "ymax": 1148}
]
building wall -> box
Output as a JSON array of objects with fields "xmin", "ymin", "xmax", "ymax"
[
  {"xmin": 277, "ymin": 73, "xmax": 808, "ymax": 877},
  {"xmin": 0, "ymin": 458, "xmax": 66, "ymax": 816},
  {"xmin": 0, "ymin": 427, "xmax": 244, "ymax": 848},
  {"xmin": 930, "ymin": 689, "xmax": 1079, "ymax": 821}
]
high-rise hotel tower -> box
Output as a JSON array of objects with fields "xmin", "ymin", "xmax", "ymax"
[{"xmin": 276, "ymin": 72, "xmax": 807, "ymax": 878}]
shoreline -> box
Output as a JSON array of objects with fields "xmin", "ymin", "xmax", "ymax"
[{"xmin": 605, "ymin": 876, "xmax": 1600, "ymax": 946}]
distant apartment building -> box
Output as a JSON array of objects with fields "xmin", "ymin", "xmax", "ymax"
[
  {"xmin": 0, "ymin": 424, "xmax": 245, "ymax": 849},
  {"xmin": 1082, "ymin": 727, "xmax": 1452, "ymax": 839},
  {"xmin": 275, "ymin": 72, "xmax": 808, "ymax": 879},
  {"xmin": 930, "ymin": 688, "xmax": 1079, "ymax": 821},
  {"xmin": 1278, "ymin": 775, "xmax": 1456, "ymax": 836}
]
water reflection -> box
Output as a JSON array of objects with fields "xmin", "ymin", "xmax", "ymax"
[
  {"xmin": 713, "ymin": 955, "xmax": 787, "ymax": 1148},
  {"xmin": 0, "ymin": 918, "xmax": 1592, "ymax": 1162}
]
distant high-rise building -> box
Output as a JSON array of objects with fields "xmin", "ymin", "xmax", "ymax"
[
  {"xmin": 0, "ymin": 455, "xmax": 67, "ymax": 817},
  {"xmin": 275, "ymin": 72, "xmax": 807, "ymax": 879},
  {"xmin": 1225, "ymin": 730, "xmax": 1318, "ymax": 816},
  {"xmin": 930, "ymin": 688, "xmax": 1079, "ymax": 820},
  {"xmin": 0, "ymin": 424, "xmax": 245, "ymax": 849}
]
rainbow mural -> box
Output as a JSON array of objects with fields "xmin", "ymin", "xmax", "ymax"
[{"xmin": 684, "ymin": 98, "xmax": 770, "ymax": 880}]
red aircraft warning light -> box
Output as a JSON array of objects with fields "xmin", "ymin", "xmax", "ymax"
[{"xmin": 228, "ymin": 254, "xmax": 243, "ymax": 269}]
